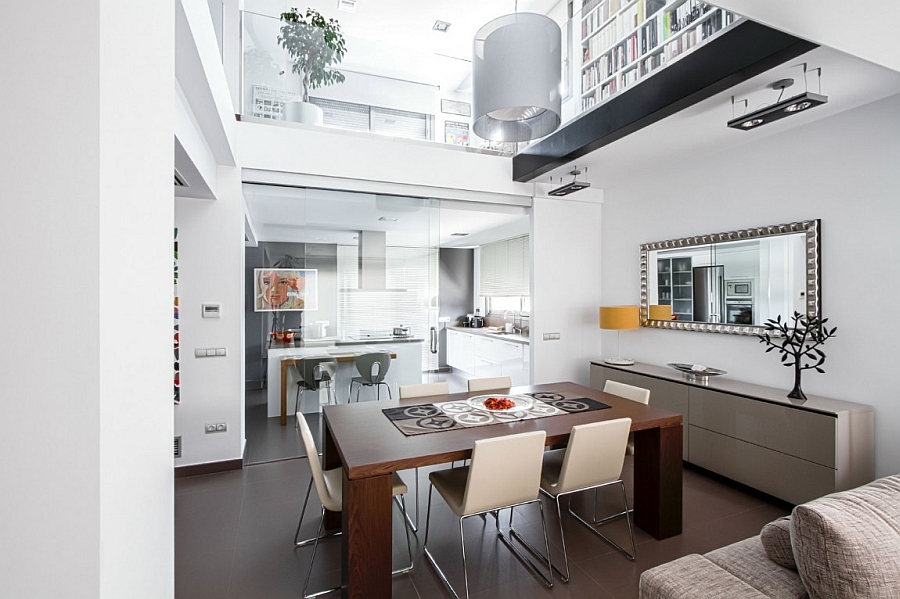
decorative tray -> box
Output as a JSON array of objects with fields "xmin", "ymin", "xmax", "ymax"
[
  {"xmin": 667, "ymin": 363, "xmax": 727, "ymax": 381},
  {"xmin": 466, "ymin": 394, "xmax": 533, "ymax": 413}
]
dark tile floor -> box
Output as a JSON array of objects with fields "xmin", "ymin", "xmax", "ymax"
[{"xmin": 176, "ymin": 455, "xmax": 791, "ymax": 599}]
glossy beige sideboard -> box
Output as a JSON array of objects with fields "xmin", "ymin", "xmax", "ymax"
[{"xmin": 590, "ymin": 361, "xmax": 875, "ymax": 505}]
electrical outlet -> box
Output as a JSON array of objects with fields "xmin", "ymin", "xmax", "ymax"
[
  {"xmin": 205, "ymin": 423, "xmax": 217, "ymax": 433},
  {"xmin": 215, "ymin": 423, "xmax": 227, "ymax": 432}
]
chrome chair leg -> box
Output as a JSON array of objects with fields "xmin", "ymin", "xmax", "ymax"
[
  {"xmin": 423, "ymin": 485, "xmax": 465, "ymax": 599},
  {"xmin": 501, "ymin": 502, "xmax": 555, "ymax": 588},
  {"xmin": 295, "ymin": 477, "xmax": 342, "ymax": 548},
  {"xmin": 302, "ymin": 507, "xmax": 341, "ymax": 598},
  {"xmin": 393, "ymin": 494, "xmax": 414, "ymax": 574},
  {"xmin": 568, "ymin": 481, "xmax": 636, "ymax": 561}
]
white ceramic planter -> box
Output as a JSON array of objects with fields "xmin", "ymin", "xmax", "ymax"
[{"xmin": 283, "ymin": 100, "xmax": 323, "ymax": 125}]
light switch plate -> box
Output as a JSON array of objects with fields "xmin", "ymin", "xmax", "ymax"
[{"xmin": 201, "ymin": 303, "xmax": 221, "ymax": 318}]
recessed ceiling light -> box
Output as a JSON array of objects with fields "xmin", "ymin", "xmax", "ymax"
[
  {"xmin": 338, "ymin": 0, "xmax": 357, "ymax": 13},
  {"xmin": 433, "ymin": 20, "xmax": 451, "ymax": 32},
  {"xmin": 378, "ymin": 216, "xmax": 399, "ymax": 222},
  {"xmin": 450, "ymin": 233, "xmax": 469, "ymax": 237}
]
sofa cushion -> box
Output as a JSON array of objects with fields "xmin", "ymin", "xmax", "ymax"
[
  {"xmin": 791, "ymin": 474, "xmax": 900, "ymax": 599},
  {"xmin": 707, "ymin": 536, "xmax": 808, "ymax": 599},
  {"xmin": 760, "ymin": 516, "xmax": 796, "ymax": 570},
  {"xmin": 640, "ymin": 553, "xmax": 769, "ymax": 599}
]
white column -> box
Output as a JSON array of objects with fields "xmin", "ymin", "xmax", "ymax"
[
  {"xmin": 530, "ymin": 194, "xmax": 604, "ymax": 385},
  {"xmin": 0, "ymin": 2, "xmax": 174, "ymax": 597}
]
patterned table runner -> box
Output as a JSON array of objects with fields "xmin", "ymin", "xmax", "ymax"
[{"xmin": 383, "ymin": 391, "xmax": 611, "ymax": 436}]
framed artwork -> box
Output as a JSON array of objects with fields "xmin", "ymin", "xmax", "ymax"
[
  {"xmin": 174, "ymin": 228, "xmax": 180, "ymax": 404},
  {"xmin": 251, "ymin": 85, "xmax": 298, "ymax": 120},
  {"xmin": 445, "ymin": 121, "xmax": 470, "ymax": 146},
  {"xmin": 441, "ymin": 99, "xmax": 471, "ymax": 117},
  {"xmin": 254, "ymin": 268, "xmax": 318, "ymax": 311}
]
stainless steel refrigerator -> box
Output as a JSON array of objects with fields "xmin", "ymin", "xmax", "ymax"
[{"xmin": 692, "ymin": 265, "xmax": 725, "ymax": 323}]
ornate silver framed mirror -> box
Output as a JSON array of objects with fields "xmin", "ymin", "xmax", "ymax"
[{"xmin": 640, "ymin": 219, "xmax": 821, "ymax": 335}]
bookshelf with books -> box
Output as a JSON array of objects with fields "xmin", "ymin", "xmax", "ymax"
[{"xmin": 580, "ymin": 0, "xmax": 740, "ymax": 112}]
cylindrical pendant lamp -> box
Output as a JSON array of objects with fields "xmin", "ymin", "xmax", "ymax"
[{"xmin": 472, "ymin": 13, "xmax": 561, "ymax": 143}]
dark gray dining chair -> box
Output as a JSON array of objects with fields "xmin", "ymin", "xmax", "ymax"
[
  {"xmin": 294, "ymin": 356, "xmax": 338, "ymax": 425},
  {"xmin": 349, "ymin": 351, "xmax": 392, "ymax": 402}
]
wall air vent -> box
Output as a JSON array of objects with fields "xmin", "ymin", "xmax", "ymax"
[
  {"xmin": 337, "ymin": 0, "xmax": 357, "ymax": 12},
  {"xmin": 174, "ymin": 435, "xmax": 182, "ymax": 459},
  {"xmin": 174, "ymin": 169, "xmax": 189, "ymax": 187}
]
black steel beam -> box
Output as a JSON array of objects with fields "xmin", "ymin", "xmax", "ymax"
[{"xmin": 512, "ymin": 20, "xmax": 818, "ymax": 182}]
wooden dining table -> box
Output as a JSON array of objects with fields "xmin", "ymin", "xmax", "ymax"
[{"xmin": 321, "ymin": 381, "xmax": 684, "ymax": 599}]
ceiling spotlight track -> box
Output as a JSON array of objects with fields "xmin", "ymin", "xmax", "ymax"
[
  {"xmin": 548, "ymin": 166, "xmax": 590, "ymax": 196},
  {"xmin": 728, "ymin": 64, "xmax": 827, "ymax": 131}
]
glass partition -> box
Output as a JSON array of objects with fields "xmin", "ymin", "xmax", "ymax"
[{"xmin": 244, "ymin": 185, "xmax": 440, "ymax": 374}]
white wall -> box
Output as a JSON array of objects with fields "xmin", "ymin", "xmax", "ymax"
[
  {"xmin": 0, "ymin": 1, "xmax": 173, "ymax": 597},
  {"xmin": 531, "ymin": 193, "xmax": 604, "ymax": 385},
  {"xmin": 600, "ymin": 93, "xmax": 900, "ymax": 477},
  {"xmin": 175, "ymin": 167, "xmax": 246, "ymax": 466},
  {"xmin": 239, "ymin": 121, "xmax": 534, "ymax": 203}
]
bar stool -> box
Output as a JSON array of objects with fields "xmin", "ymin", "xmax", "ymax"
[
  {"xmin": 294, "ymin": 356, "xmax": 338, "ymax": 424},
  {"xmin": 349, "ymin": 351, "xmax": 392, "ymax": 402}
]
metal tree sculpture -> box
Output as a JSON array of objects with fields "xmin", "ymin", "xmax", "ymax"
[
  {"xmin": 278, "ymin": 8, "xmax": 347, "ymax": 103},
  {"xmin": 758, "ymin": 312, "xmax": 837, "ymax": 400}
]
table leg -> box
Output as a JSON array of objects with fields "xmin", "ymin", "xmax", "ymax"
[
  {"xmin": 342, "ymin": 471, "xmax": 393, "ymax": 599},
  {"xmin": 280, "ymin": 360, "xmax": 289, "ymax": 426},
  {"xmin": 633, "ymin": 423, "xmax": 683, "ymax": 539}
]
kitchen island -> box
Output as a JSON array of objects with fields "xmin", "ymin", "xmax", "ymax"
[{"xmin": 267, "ymin": 337, "xmax": 424, "ymax": 420}]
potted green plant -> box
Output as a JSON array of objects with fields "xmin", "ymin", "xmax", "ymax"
[{"xmin": 278, "ymin": 7, "xmax": 347, "ymax": 125}]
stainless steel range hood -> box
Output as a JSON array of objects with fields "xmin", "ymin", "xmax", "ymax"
[{"xmin": 346, "ymin": 230, "xmax": 407, "ymax": 292}]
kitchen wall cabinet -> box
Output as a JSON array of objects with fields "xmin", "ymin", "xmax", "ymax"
[
  {"xmin": 448, "ymin": 328, "xmax": 529, "ymax": 386},
  {"xmin": 590, "ymin": 361, "xmax": 875, "ymax": 505}
]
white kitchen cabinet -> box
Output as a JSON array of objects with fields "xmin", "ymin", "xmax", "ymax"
[
  {"xmin": 474, "ymin": 337, "xmax": 503, "ymax": 378},
  {"xmin": 448, "ymin": 329, "xmax": 528, "ymax": 386},
  {"xmin": 447, "ymin": 329, "xmax": 475, "ymax": 374}
]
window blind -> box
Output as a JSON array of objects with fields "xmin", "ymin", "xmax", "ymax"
[
  {"xmin": 309, "ymin": 97, "xmax": 369, "ymax": 132},
  {"xmin": 480, "ymin": 235, "xmax": 530, "ymax": 297},
  {"xmin": 310, "ymin": 97, "xmax": 433, "ymax": 141}
]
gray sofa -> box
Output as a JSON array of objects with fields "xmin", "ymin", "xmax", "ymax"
[{"xmin": 640, "ymin": 475, "xmax": 900, "ymax": 599}]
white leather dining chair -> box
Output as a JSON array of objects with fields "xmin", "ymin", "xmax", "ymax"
[
  {"xmin": 398, "ymin": 381, "xmax": 449, "ymax": 399},
  {"xmin": 396, "ymin": 381, "xmax": 451, "ymax": 531},
  {"xmin": 603, "ymin": 380, "xmax": 650, "ymax": 454},
  {"xmin": 466, "ymin": 376, "xmax": 512, "ymax": 392},
  {"xmin": 294, "ymin": 412, "xmax": 413, "ymax": 598},
  {"xmin": 529, "ymin": 418, "xmax": 635, "ymax": 583},
  {"xmin": 422, "ymin": 430, "xmax": 552, "ymax": 599}
]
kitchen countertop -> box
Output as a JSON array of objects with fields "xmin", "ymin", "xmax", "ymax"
[
  {"xmin": 447, "ymin": 326, "xmax": 530, "ymax": 345},
  {"xmin": 335, "ymin": 337, "xmax": 424, "ymax": 346}
]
